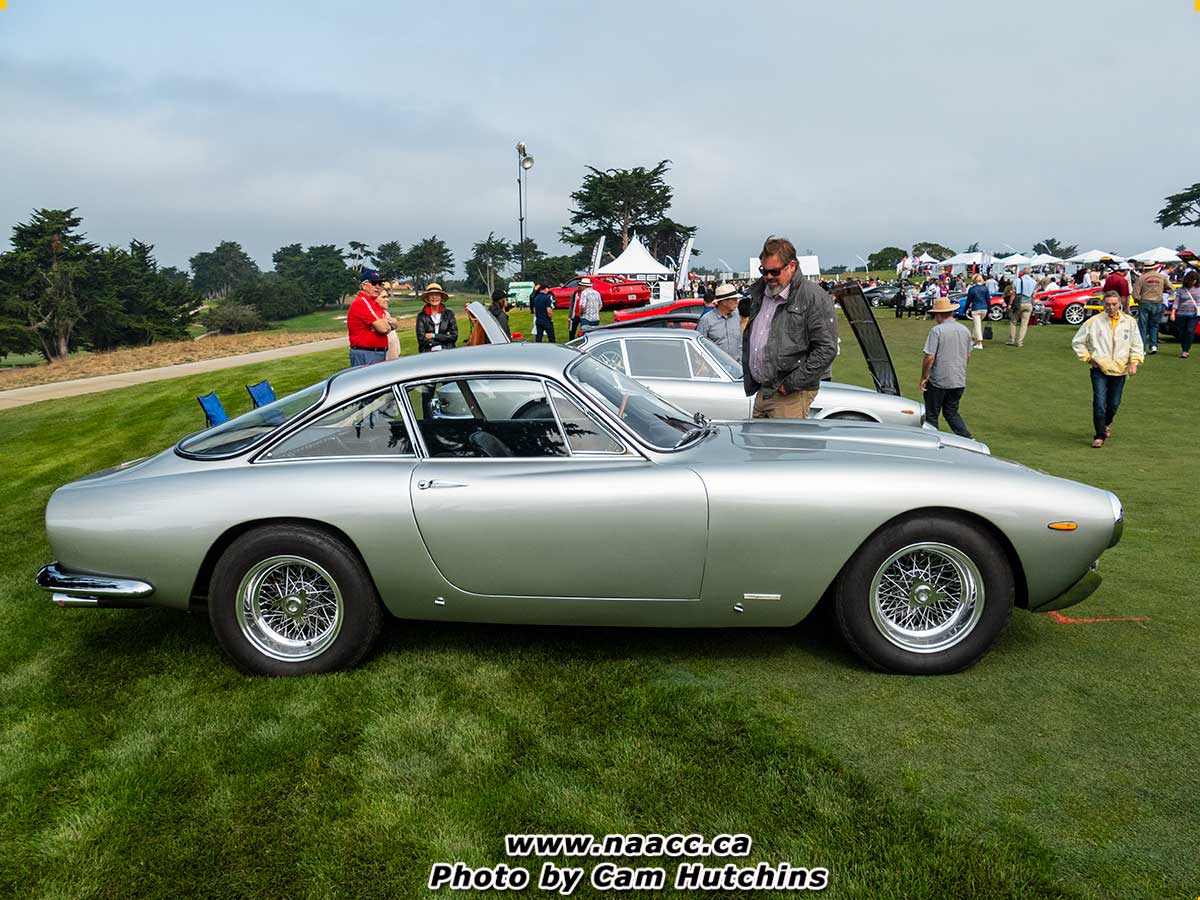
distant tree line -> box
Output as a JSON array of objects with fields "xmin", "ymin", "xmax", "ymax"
[{"xmin": 0, "ymin": 209, "xmax": 200, "ymax": 361}]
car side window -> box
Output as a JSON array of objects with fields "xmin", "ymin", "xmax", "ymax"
[
  {"xmin": 405, "ymin": 378, "xmax": 568, "ymax": 458},
  {"xmin": 588, "ymin": 339, "xmax": 627, "ymax": 373},
  {"xmin": 686, "ymin": 341, "xmax": 721, "ymax": 380},
  {"xmin": 625, "ymin": 338, "xmax": 691, "ymax": 379},
  {"xmin": 262, "ymin": 389, "xmax": 413, "ymax": 460},
  {"xmin": 547, "ymin": 386, "xmax": 625, "ymax": 454}
]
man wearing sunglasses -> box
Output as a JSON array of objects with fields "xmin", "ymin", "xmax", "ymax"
[{"xmin": 739, "ymin": 236, "xmax": 838, "ymax": 418}]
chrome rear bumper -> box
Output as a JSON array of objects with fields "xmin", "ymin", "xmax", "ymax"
[{"xmin": 36, "ymin": 563, "xmax": 153, "ymax": 609}]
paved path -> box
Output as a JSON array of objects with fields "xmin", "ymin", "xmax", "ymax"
[{"xmin": 0, "ymin": 337, "xmax": 347, "ymax": 411}]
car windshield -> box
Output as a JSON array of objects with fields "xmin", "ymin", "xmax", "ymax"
[
  {"xmin": 566, "ymin": 356, "xmax": 698, "ymax": 449},
  {"xmin": 696, "ymin": 336, "xmax": 742, "ymax": 379},
  {"xmin": 178, "ymin": 382, "xmax": 326, "ymax": 457}
]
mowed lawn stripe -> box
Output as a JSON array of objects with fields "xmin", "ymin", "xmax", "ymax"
[{"xmin": 0, "ymin": 312, "xmax": 1194, "ymax": 899}]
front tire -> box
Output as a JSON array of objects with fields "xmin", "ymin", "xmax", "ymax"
[
  {"xmin": 988, "ymin": 304, "xmax": 1005, "ymax": 321},
  {"xmin": 208, "ymin": 525, "xmax": 384, "ymax": 676},
  {"xmin": 834, "ymin": 516, "xmax": 1014, "ymax": 674}
]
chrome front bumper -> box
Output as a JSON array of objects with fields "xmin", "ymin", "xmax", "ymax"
[{"xmin": 36, "ymin": 562, "xmax": 154, "ymax": 608}]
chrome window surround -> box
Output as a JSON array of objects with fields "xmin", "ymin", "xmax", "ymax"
[
  {"xmin": 398, "ymin": 373, "xmax": 638, "ymax": 462},
  {"xmin": 254, "ymin": 386, "xmax": 416, "ymax": 464}
]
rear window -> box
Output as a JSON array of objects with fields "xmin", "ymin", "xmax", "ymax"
[{"xmin": 177, "ymin": 382, "xmax": 325, "ymax": 458}]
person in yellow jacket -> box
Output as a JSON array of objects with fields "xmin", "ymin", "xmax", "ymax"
[{"xmin": 1071, "ymin": 291, "xmax": 1144, "ymax": 448}]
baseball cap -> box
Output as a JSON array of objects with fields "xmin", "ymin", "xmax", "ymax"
[{"xmin": 360, "ymin": 268, "xmax": 384, "ymax": 284}]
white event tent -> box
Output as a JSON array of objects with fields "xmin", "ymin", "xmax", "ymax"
[
  {"xmin": 1027, "ymin": 253, "xmax": 1065, "ymax": 266},
  {"xmin": 938, "ymin": 251, "xmax": 986, "ymax": 267},
  {"xmin": 997, "ymin": 253, "xmax": 1032, "ymax": 267},
  {"xmin": 916, "ymin": 252, "xmax": 940, "ymax": 264},
  {"xmin": 595, "ymin": 237, "xmax": 673, "ymax": 277},
  {"xmin": 1129, "ymin": 246, "xmax": 1181, "ymax": 263},
  {"xmin": 1067, "ymin": 249, "xmax": 1125, "ymax": 264}
]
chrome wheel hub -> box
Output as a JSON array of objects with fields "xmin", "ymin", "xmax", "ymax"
[
  {"xmin": 236, "ymin": 556, "xmax": 343, "ymax": 662},
  {"xmin": 869, "ymin": 542, "xmax": 984, "ymax": 654}
]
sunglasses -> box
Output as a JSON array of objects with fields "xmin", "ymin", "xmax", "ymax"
[{"xmin": 759, "ymin": 264, "xmax": 789, "ymax": 277}]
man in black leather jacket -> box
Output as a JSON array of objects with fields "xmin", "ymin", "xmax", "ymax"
[{"xmin": 739, "ymin": 237, "xmax": 838, "ymax": 418}]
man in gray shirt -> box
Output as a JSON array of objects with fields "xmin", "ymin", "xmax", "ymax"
[
  {"xmin": 696, "ymin": 283, "xmax": 742, "ymax": 361},
  {"xmin": 920, "ymin": 296, "xmax": 973, "ymax": 438}
]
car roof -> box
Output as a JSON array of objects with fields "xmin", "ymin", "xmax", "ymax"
[
  {"xmin": 580, "ymin": 326, "xmax": 702, "ymax": 342},
  {"xmin": 325, "ymin": 343, "xmax": 581, "ymax": 405}
]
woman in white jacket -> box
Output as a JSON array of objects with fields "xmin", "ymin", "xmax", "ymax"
[{"xmin": 1071, "ymin": 291, "xmax": 1144, "ymax": 448}]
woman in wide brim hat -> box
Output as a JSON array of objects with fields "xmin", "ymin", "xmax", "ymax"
[
  {"xmin": 416, "ymin": 283, "xmax": 457, "ymax": 352},
  {"xmin": 421, "ymin": 282, "xmax": 450, "ymax": 301}
]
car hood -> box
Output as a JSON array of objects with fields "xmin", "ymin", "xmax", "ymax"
[
  {"xmin": 830, "ymin": 283, "xmax": 901, "ymax": 396},
  {"xmin": 718, "ymin": 419, "xmax": 991, "ymax": 461},
  {"xmin": 466, "ymin": 301, "xmax": 511, "ymax": 344}
]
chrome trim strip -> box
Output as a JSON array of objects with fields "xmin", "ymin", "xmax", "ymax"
[
  {"xmin": 743, "ymin": 593, "xmax": 782, "ymax": 601},
  {"xmin": 36, "ymin": 563, "xmax": 154, "ymax": 599}
]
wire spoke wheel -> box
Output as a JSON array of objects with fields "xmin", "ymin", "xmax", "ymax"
[
  {"xmin": 868, "ymin": 542, "xmax": 984, "ymax": 654},
  {"xmin": 235, "ymin": 555, "xmax": 344, "ymax": 662}
]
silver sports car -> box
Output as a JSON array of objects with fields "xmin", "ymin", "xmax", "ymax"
[{"xmin": 37, "ymin": 342, "xmax": 1122, "ymax": 677}]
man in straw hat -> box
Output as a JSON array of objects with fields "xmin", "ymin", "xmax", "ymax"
[
  {"xmin": 415, "ymin": 283, "xmax": 458, "ymax": 353},
  {"xmin": 919, "ymin": 295, "xmax": 974, "ymax": 439},
  {"xmin": 1132, "ymin": 261, "xmax": 1171, "ymax": 355},
  {"xmin": 346, "ymin": 268, "xmax": 397, "ymax": 367},
  {"xmin": 696, "ymin": 282, "xmax": 742, "ymax": 361}
]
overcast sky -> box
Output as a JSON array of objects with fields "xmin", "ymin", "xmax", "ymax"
[{"xmin": 2, "ymin": 0, "xmax": 1197, "ymax": 275}]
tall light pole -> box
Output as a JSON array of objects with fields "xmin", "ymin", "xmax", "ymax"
[{"xmin": 516, "ymin": 142, "xmax": 534, "ymax": 278}]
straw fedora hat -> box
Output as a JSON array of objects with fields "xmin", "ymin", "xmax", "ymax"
[
  {"xmin": 712, "ymin": 283, "xmax": 740, "ymax": 302},
  {"xmin": 930, "ymin": 297, "xmax": 956, "ymax": 314},
  {"xmin": 421, "ymin": 282, "xmax": 449, "ymax": 300}
]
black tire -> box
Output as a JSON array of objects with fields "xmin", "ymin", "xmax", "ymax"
[
  {"xmin": 834, "ymin": 515, "xmax": 1014, "ymax": 674},
  {"xmin": 988, "ymin": 304, "xmax": 1005, "ymax": 321},
  {"xmin": 208, "ymin": 525, "xmax": 384, "ymax": 676},
  {"xmin": 1064, "ymin": 303, "xmax": 1086, "ymax": 326}
]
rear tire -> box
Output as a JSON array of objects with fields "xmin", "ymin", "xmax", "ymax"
[
  {"xmin": 988, "ymin": 304, "xmax": 1005, "ymax": 321},
  {"xmin": 1064, "ymin": 303, "xmax": 1086, "ymax": 326},
  {"xmin": 208, "ymin": 525, "xmax": 384, "ymax": 676},
  {"xmin": 834, "ymin": 516, "xmax": 1013, "ymax": 674}
]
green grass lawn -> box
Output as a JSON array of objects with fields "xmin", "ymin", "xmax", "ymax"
[{"xmin": 0, "ymin": 314, "xmax": 1196, "ymax": 899}]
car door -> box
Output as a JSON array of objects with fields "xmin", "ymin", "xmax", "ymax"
[
  {"xmin": 621, "ymin": 336, "xmax": 750, "ymax": 420},
  {"xmin": 404, "ymin": 375, "xmax": 708, "ymax": 600}
]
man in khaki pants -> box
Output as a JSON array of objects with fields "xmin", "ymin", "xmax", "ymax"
[
  {"xmin": 739, "ymin": 236, "xmax": 839, "ymax": 418},
  {"xmin": 1008, "ymin": 268, "xmax": 1037, "ymax": 347}
]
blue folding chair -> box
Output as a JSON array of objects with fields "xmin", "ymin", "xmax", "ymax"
[
  {"xmin": 246, "ymin": 380, "xmax": 276, "ymax": 408},
  {"xmin": 197, "ymin": 391, "xmax": 228, "ymax": 428}
]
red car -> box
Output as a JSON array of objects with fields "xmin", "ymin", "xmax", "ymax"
[
  {"xmin": 1035, "ymin": 285, "xmax": 1103, "ymax": 325},
  {"xmin": 548, "ymin": 275, "xmax": 651, "ymax": 311},
  {"xmin": 612, "ymin": 297, "xmax": 708, "ymax": 323}
]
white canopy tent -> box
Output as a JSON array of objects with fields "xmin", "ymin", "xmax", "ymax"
[
  {"xmin": 938, "ymin": 251, "xmax": 986, "ymax": 267},
  {"xmin": 916, "ymin": 252, "xmax": 940, "ymax": 264},
  {"xmin": 1129, "ymin": 246, "xmax": 1181, "ymax": 263},
  {"xmin": 1027, "ymin": 253, "xmax": 1065, "ymax": 266},
  {"xmin": 1067, "ymin": 249, "xmax": 1125, "ymax": 264},
  {"xmin": 595, "ymin": 236, "xmax": 673, "ymax": 277},
  {"xmin": 997, "ymin": 253, "xmax": 1032, "ymax": 267}
]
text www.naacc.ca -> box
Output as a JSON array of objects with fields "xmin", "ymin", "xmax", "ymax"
[{"xmin": 504, "ymin": 832, "xmax": 753, "ymax": 858}]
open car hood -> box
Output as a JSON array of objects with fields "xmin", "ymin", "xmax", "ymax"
[
  {"xmin": 830, "ymin": 283, "xmax": 901, "ymax": 396},
  {"xmin": 466, "ymin": 301, "xmax": 511, "ymax": 345}
]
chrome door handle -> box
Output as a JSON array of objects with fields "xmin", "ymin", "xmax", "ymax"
[{"xmin": 417, "ymin": 479, "xmax": 468, "ymax": 490}]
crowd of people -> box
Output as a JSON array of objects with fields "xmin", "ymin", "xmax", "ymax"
[{"xmin": 344, "ymin": 243, "xmax": 1195, "ymax": 450}]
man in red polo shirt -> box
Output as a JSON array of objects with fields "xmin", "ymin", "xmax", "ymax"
[
  {"xmin": 1101, "ymin": 263, "xmax": 1131, "ymax": 313},
  {"xmin": 346, "ymin": 269, "xmax": 396, "ymax": 366}
]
